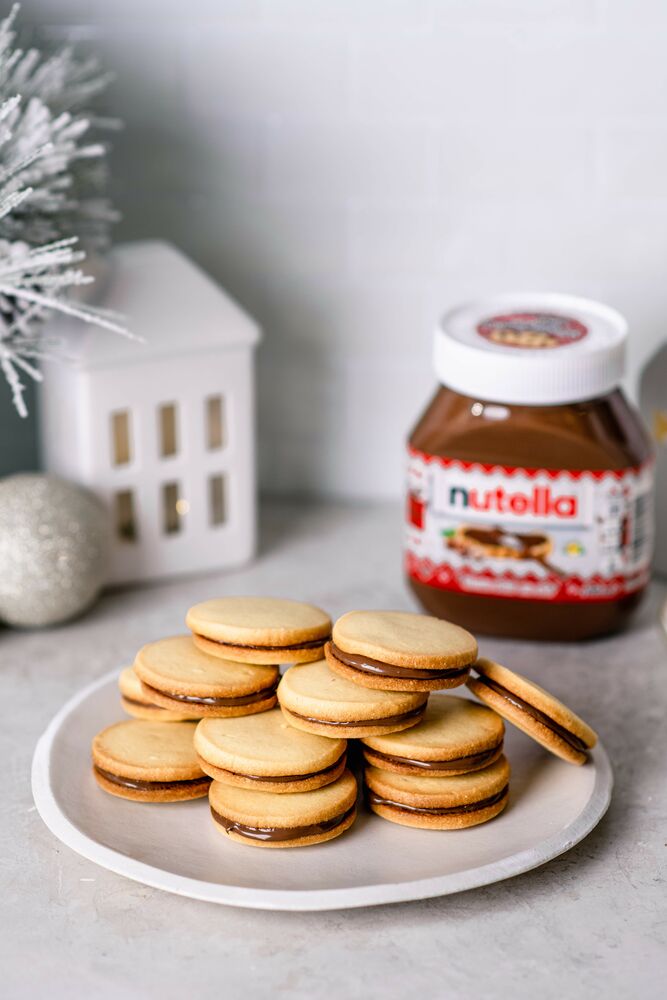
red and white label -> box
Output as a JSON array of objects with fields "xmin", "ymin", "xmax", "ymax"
[{"xmin": 405, "ymin": 448, "xmax": 654, "ymax": 603}]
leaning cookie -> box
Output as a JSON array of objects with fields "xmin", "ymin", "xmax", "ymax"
[
  {"xmin": 134, "ymin": 635, "xmax": 279, "ymax": 718},
  {"xmin": 119, "ymin": 666, "xmax": 200, "ymax": 721},
  {"xmin": 208, "ymin": 769, "xmax": 358, "ymax": 848},
  {"xmin": 467, "ymin": 658, "xmax": 597, "ymax": 765},
  {"xmin": 278, "ymin": 659, "xmax": 427, "ymax": 738},
  {"xmin": 325, "ymin": 610, "xmax": 477, "ymax": 692},
  {"xmin": 92, "ymin": 720, "xmax": 211, "ymax": 802},
  {"xmin": 186, "ymin": 596, "xmax": 331, "ymax": 664},
  {"xmin": 361, "ymin": 694, "xmax": 504, "ymax": 776},
  {"xmin": 365, "ymin": 756, "xmax": 510, "ymax": 830},
  {"xmin": 195, "ymin": 709, "xmax": 347, "ymax": 793}
]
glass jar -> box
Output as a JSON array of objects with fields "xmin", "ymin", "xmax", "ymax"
[{"xmin": 405, "ymin": 294, "xmax": 654, "ymax": 641}]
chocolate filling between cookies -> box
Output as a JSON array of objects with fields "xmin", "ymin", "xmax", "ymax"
[
  {"xmin": 195, "ymin": 634, "xmax": 329, "ymax": 652},
  {"xmin": 141, "ymin": 680, "xmax": 279, "ymax": 708},
  {"xmin": 473, "ymin": 675, "xmax": 589, "ymax": 753},
  {"xmin": 284, "ymin": 703, "xmax": 426, "ymax": 729},
  {"xmin": 210, "ymin": 803, "xmax": 356, "ymax": 842},
  {"xmin": 329, "ymin": 643, "xmax": 470, "ymax": 681},
  {"xmin": 367, "ymin": 785, "xmax": 509, "ymax": 817},
  {"xmin": 200, "ymin": 751, "xmax": 347, "ymax": 784},
  {"xmin": 94, "ymin": 766, "xmax": 212, "ymax": 792},
  {"xmin": 363, "ymin": 743, "xmax": 503, "ymax": 772}
]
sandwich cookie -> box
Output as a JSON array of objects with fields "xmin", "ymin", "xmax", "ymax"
[
  {"xmin": 467, "ymin": 658, "xmax": 597, "ymax": 765},
  {"xmin": 134, "ymin": 635, "xmax": 279, "ymax": 717},
  {"xmin": 365, "ymin": 755, "xmax": 510, "ymax": 830},
  {"xmin": 361, "ymin": 694, "xmax": 504, "ymax": 777},
  {"xmin": 326, "ymin": 610, "xmax": 477, "ymax": 692},
  {"xmin": 278, "ymin": 659, "xmax": 427, "ymax": 738},
  {"xmin": 187, "ymin": 596, "xmax": 331, "ymax": 664},
  {"xmin": 209, "ymin": 768, "xmax": 357, "ymax": 848},
  {"xmin": 194, "ymin": 709, "xmax": 347, "ymax": 793},
  {"xmin": 92, "ymin": 720, "xmax": 210, "ymax": 802},
  {"xmin": 119, "ymin": 666, "xmax": 199, "ymax": 721}
]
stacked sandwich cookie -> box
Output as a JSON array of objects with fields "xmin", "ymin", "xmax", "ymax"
[
  {"xmin": 92, "ymin": 721, "xmax": 211, "ymax": 802},
  {"xmin": 196, "ymin": 709, "xmax": 356, "ymax": 848},
  {"xmin": 360, "ymin": 695, "xmax": 505, "ymax": 776},
  {"xmin": 134, "ymin": 636, "xmax": 280, "ymax": 718},
  {"xmin": 365, "ymin": 757, "xmax": 511, "ymax": 830},
  {"xmin": 315, "ymin": 609, "xmax": 507, "ymax": 829},
  {"xmin": 467, "ymin": 658, "xmax": 597, "ymax": 765},
  {"xmin": 194, "ymin": 709, "xmax": 347, "ymax": 793},
  {"xmin": 359, "ymin": 693, "xmax": 510, "ymax": 828},
  {"xmin": 208, "ymin": 770, "xmax": 358, "ymax": 849},
  {"xmin": 186, "ymin": 596, "xmax": 331, "ymax": 664},
  {"xmin": 277, "ymin": 659, "xmax": 428, "ymax": 737},
  {"xmin": 91, "ymin": 594, "xmax": 599, "ymax": 851},
  {"xmin": 325, "ymin": 610, "xmax": 478, "ymax": 692}
]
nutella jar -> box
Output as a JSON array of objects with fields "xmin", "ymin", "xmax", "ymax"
[{"xmin": 406, "ymin": 294, "xmax": 654, "ymax": 641}]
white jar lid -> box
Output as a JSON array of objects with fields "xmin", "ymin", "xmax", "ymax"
[{"xmin": 434, "ymin": 292, "xmax": 627, "ymax": 405}]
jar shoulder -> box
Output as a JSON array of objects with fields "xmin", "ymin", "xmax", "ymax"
[{"xmin": 409, "ymin": 387, "xmax": 652, "ymax": 471}]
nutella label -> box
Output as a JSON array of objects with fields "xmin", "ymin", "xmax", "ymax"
[
  {"xmin": 476, "ymin": 311, "xmax": 588, "ymax": 350},
  {"xmin": 405, "ymin": 448, "xmax": 654, "ymax": 603}
]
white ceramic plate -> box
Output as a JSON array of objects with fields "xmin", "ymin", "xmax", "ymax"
[{"xmin": 32, "ymin": 669, "xmax": 612, "ymax": 911}]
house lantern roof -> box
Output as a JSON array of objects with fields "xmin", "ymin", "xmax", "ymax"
[{"xmin": 64, "ymin": 240, "xmax": 261, "ymax": 371}]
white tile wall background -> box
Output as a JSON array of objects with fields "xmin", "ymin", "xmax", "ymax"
[{"xmin": 23, "ymin": 0, "xmax": 667, "ymax": 498}]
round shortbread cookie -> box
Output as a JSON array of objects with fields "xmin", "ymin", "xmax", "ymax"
[
  {"xmin": 134, "ymin": 635, "xmax": 279, "ymax": 718},
  {"xmin": 186, "ymin": 597, "xmax": 331, "ymax": 664},
  {"xmin": 277, "ymin": 659, "xmax": 427, "ymax": 737},
  {"xmin": 467, "ymin": 658, "xmax": 597, "ymax": 765},
  {"xmin": 209, "ymin": 768, "xmax": 358, "ymax": 848},
  {"xmin": 91, "ymin": 720, "xmax": 210, "ymax": 802},
  {"xmin": 365, "ymin": 755, "xmax": 510, "ymax": 830},
  {"xmin": 119, "ymin": 666, "xmax": 199, "ymax": 721},
  {"xmin": 195, "ymin": 710, "xmax": 347, "ymax": 793},
  {"xmin": 361, "ymin": 694, "xmax": 504, "ymax": 776},
  {"xmin": 327, "ymin": 610, "xmax": 477, "ymax": 692}
]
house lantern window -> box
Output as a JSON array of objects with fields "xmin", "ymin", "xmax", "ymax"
[
  {"xmin": 209, "ymin": 473, "xmax": 227, "ymax": 526},
  {"xmin": 162, "ymin": 482, "xmax": 184, "ymax": 535},
  {"xmin": 115, "ymin": 489, "xmax": 137, "ymax": 541},
  {"xmin": 159, "ymin": 403, "xmax": 179, "ymax": 458},
  {"xmin": 206, "ymin": 395, "xmax": 225, "ymax": 450},
  {"xmin": 111, "ymin": 410, "xmax": 132, "ymax": 466}
]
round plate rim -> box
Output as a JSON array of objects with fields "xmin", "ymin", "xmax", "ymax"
[{"xmin": 31, "ymin": 668, "xmax": 613, "ymax": 912}]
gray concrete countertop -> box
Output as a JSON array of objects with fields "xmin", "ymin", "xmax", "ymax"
[{"xmin": 1, "ymin": 501, "xmax": 665, "ymax": 999}]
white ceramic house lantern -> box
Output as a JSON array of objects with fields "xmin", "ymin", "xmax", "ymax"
[{"xmin": 39, "ymin": 240, "xmax": 261, "ymax": 584}]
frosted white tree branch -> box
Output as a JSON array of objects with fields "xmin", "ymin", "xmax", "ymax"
[
  {"xmin": 0, "ymin": 4, "xmax": 130, "ymax": 418},
  {"xmin": 0, "ymin": 346, "xmax": 28, "ymax": 417}
]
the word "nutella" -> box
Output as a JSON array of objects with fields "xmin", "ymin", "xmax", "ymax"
[{"xmin": 406, "ymin": 293, "xmax": 654, "ymax": 641}]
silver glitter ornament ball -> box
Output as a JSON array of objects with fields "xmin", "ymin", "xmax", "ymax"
[{"xmin": 0, "ymin": 474, "xmax": 110, "ymax": 628}]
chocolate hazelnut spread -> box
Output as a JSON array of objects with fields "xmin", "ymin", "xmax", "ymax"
[
  {"xmin": 366, "ymin": 786, "xmax": 508, "ymax": 817},
  {"xmin": 362, "ymin": 743, "xmax": 503, "ymax": 772},
  {"xmin": 471, "ymin": 674, "xmax": 589, "ymax": 752},
  {"xmin": 199, "ymin": 752, "xmax": 347, "ymax": 784},
  {"xmin": 142, "ymin": 681, "xmax": 278, "ymax": 708},
  {"xmin": 210, "ymin": 803, "xmax": 355, "ymax": 842},
  {"xmin": 94, "ymin": 766, "xmax": 211, "ymax": 792},
  {"xmin": 196, "ymin": 635, "xmax": 327, "ymax": 652},
  {"xmin": 328, "ymin": 642, "xmax": 469, "ymax": 681},
  {"xmin": 406, "ymin": 294, "xmax": 654, "ymax": 640},
  {"xmin": 283, "ymin": 704, "xmax": 426, "ymax": 729}
]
